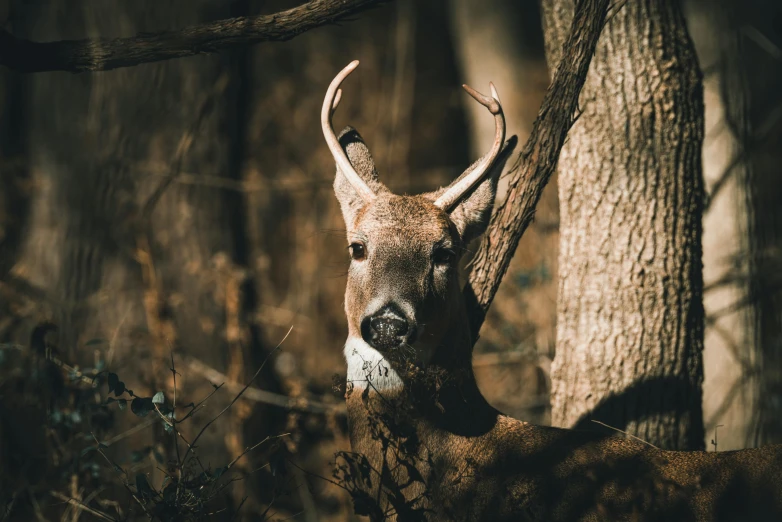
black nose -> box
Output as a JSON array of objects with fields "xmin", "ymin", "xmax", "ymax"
[{"xmin": 361, "ymin": 305, "xmax": 415, "ymax": 351}]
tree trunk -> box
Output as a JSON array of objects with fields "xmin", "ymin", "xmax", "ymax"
[{"xmin": 542, "ymin": 0, "xmax": 707, "ymax": 450}]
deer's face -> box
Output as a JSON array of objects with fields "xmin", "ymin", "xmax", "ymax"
[
  {"xmin": 322, "ymin": 61, "xmax": 515, "ymax": 368},
  {"xmin": 343, "ymin": 196, "xmax": 462, "ymax": 361}
]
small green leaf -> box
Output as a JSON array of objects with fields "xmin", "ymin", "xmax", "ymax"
[
  {"xmin": 117, "ymin": 399, "xmax": 127, "ymax": 411},
  {"xmin": 152, "ymin": 391, "xmax": 165, "ymax": 405},
  {"xmin": 131, "ymin": 397, "xmax": 154, "ymax": 417},
  {"xmin": 135, "ymin": 474, "xmax": 154, "ymax": 498},
  {"xmin": 162, "ymin": 482, "xmax": 177, "ymax": 501},
  {"xmin": 153, "ymin": 449, "xmax": 165, "ymax": 464},
  {"xmin": 107, "ymin": 373, "xmax": 119, "ymax": 393},
  {"xmin": 80, "ymin": 447, "xmax": 96, "ymax": 457},
  {"xmin": 114, "ymin": 381, "xmax": 126, "ymax": 396}
]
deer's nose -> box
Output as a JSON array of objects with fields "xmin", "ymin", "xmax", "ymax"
[{"xmin": 361, "ymin": 305, "xmax": 416, "ymax": 351}]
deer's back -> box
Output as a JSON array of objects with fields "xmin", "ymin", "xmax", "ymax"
[{"xmin": 427, "ymin": 416, "xmax": 782, "ymax": 521}]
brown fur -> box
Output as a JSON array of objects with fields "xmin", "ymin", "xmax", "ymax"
[{"xmin": 332, "ymin": 128, "xmax": 782, "ymax": 521}]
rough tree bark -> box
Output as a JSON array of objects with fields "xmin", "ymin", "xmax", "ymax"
[{"xmin": 542, "ymin": 0, "xmax": 707, "ymax": 450}]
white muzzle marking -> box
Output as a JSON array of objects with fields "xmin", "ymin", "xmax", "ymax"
[{"xmin": 344, "ymin": 336, "xmax": 404, "ymax": 392}]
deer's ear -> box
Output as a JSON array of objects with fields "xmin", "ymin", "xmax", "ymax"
[
  {"xmin": 445, "ymin": 136, "xmax": 518, "ymax": 244},
  {"xmin": 333, "ymin": 126, "xmax": 388, "ymax": 227}
]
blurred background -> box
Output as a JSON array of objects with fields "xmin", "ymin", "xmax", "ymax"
[{"xmin": 0, "ymin": 0, "xmax": 780, "ymax": 520}]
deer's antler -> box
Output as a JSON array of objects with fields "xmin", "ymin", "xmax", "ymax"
[
  {"xmin": 322, "ymin": 60, "xmax": 377, "ymax": 203},
  {"xmin": 434, "ymin": 83, "xmax": 506, "ymax": 211}
]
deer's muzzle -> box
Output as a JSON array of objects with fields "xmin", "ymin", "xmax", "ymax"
[{"xmin": 361, "ymin": 304, "xmax": 416, "ymax": 352}]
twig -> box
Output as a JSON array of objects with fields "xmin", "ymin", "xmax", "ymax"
[
  {"xmin": 106, "ymin": 305, "xmax": 131, "ymax": 367},
  {"xmin": 0, "ymin": 0, "xmax": 391, "ymax": 73},
  {"xmin": 169, "ymin": 352, "xmax": 182, "ymax": 470},
  {"xmin": 229, "ymin": 497, "xmax": 248, "ymax": 522},
  {"xmin": 224, "ymin": 433, "xmax": 290, "ymax": 471},
  {"xmin": 181, "ymin": 327, "xmax": 293, "ymax": 469},
  {"xmin": 176, "ymin": 382, "xmax": 225, "ymax": 424},
  {"xmin": 28, "ymin": 491, "xmax": 47, "ymax": 522},
  {"xmin": 178, "ymin": 354, "xmax": 343, "ymax": 415},
  {"xmin": 153, "ymin": 404, "xmax": 207, "ymax": 473},
  {"xmin": 100, "ymin": 419, "xmax": 156, "ymax": 447},
  {"xmin": 139, "ymin": 74, "xmax": 229, "ymax": 226},
  {"xmin": 1, "ymin": 490, "xmax": 19, "ymax": 522},
  {"xmin": 590, "ymin": 420, "xmax": 660, "ymax": 450},
  {"xmin": 711, "ymin": 424, "xmax": 725, "ymax": 452},
  {"xmin": 90, "ymin": 434, "xmax": 155, "ymax": 520},
  {"xmin": 291, "ymin": 464, "xmax": 319, "ymax": 522},
  {"xmin": 49, "ymin": 492, "xmax": 116, "ymax": 522},
  {"xmin": 285, "ymin": 457, "xmax": 347, "ymax": 491}
]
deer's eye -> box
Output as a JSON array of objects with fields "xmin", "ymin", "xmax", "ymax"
[
  {"xmin": 433, "ymin": 248, "xmax": 456, "ymax": 267},
  {"xmin": 349, "ymin": 243, "xmax": 366, "ymax": 261}
]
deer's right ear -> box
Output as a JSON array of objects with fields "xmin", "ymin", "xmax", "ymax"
[{"xmin": 333, "ymin": 126, "xmax": 387, "ymax": 226}]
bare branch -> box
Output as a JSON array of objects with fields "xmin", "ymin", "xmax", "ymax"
[
  {"xmin": 179, "ymin": 353, "xmax": 344, "ymax": 415},
  {"xmin": 464, "ymin": 0, "xmax": 611, "ymax": 342},
  {"xmin": 0, "ymin": 0, "xmax": 390, "ymax": 73},
  {"xmin": 181, "ymin": 327, "xmax": 292, "ymax": 469},
  {"xmin": 48, "ymin": 492, "xmax": 117, "ymax": 522}
]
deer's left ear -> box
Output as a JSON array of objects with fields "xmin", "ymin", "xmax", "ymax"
[
  {"xmin": 437, "ymin": 136, "xmax": 517, "ymax": 244},
  {"xmin": 333, "ymin": 126, "xmax": 389, "ymax": 227}
]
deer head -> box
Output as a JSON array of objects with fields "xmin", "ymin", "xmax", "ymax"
[{"xmin": 324, "ymin": 61, "xmax": 516, "ymax": 385}]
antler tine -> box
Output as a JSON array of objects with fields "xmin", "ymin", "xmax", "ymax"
[
  {"xmin": 434, "ymin": 82, "xmax": 506, "ymax": 211},
  {"xmin": 322, "ymin": 60, "xmax": 377, "ymax": 203}
]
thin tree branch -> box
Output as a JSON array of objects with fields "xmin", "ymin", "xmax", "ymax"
[
  {"xmin": 49, "ymin": 492, "xmax": 117, "ymax": 522},
  {"xmin": 464, "ymin": 0, "xmax": 611, "ymax": 342},
  {"xmin": 181, "ymin": 326, "xmax": 292, "ymax": 469},
  {"xmin": 179, "ymin": 353, "xmax": 344, "ymax": 415},
  {"xmin": 0, "ymin": 0, "xmax": 391, "ymax": 73}
]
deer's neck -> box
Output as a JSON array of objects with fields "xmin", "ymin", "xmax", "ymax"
[
  {"xmin": 341, "ymin": 311, "xmax": 503, "ymax": 519},
  {"xmin": 343, "ymin": 305, "xmax": 498, "ymax": 437}
]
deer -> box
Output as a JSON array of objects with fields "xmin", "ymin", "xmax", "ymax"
[{"xmin": 322, "ymin": 60, "xmax": 782, "ymax": 522}]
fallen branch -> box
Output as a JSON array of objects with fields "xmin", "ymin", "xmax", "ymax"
[
  {"xmin": 465, "ymin": 0, "xmax": 611, "ymax": 341},
  {"xmin": 180, "ymin": 353, "xmax": 344, "ymax": 415},
  {"xmin": 0, "ymin": 0, "xmax": 390, "ymax": 73},
  {"xmin": 49, "ymin": 492, "xmax": 116, "ymax": 522}
]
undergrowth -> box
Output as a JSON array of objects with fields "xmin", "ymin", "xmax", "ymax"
[{"xmin": 0, "ymin": 323, "xmax": 289, "ymax": 522}]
